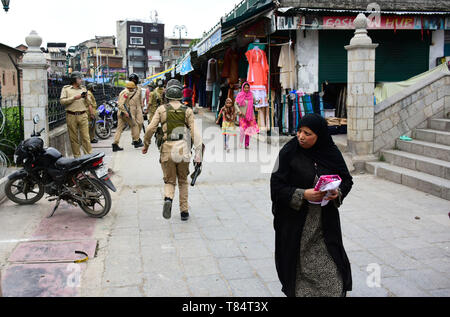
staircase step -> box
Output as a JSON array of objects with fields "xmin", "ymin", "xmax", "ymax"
[
  {"xmin": 381, "ymin": 150, "xmax": 450, "ymax": 180},
  {"xmin": 366, "ymin": 162, "xmax": 450, "ymax": 201},
  {"xmin": 414, "ymin": 129, "xmax": 450, "ymax": 146},
  {"xmin": 396, "ymin": 139, "xmax": 450, "ymax": 161},
  {"xmin": 430, "ymin": 118, "xmax": 450, "ymax": 132}
]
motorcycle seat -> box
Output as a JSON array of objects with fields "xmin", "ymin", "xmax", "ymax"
[{"xmin": 55, "ymin": 154, "xmax": 100, "ymax": 170}]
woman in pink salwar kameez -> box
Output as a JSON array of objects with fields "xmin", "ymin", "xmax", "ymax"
[{"xmin": 234, "ymin": 82, "xmax": 260, "ymax": 149}]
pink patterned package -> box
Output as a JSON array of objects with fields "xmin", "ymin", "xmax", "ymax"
[
  {"xmin": 309, "ymin": 175, "xmax": 342, "ymax": 207},
  {"xmin": 314, "ymin": 175, "xmax": 342, "ymax": 192}
]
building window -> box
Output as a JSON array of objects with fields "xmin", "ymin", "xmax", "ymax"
[
  {"xmin": 150, "ymin": 38, "xmax": 159, "ymax": 45},
  {"xmin": 2, "ymin": 72, "xmax": 5, "ymax": 86},
  {"xmin": 130, "ymin": 25, "xmax": 143, "ymax": 34},
  {"xmin": 130, "ymin": 37, "xmax": 144, "ymax": 45},
  {"xmin": 12, "ymin": 73, "xmax": 15, "ymax": 86}
]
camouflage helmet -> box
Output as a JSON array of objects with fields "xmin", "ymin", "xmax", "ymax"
[
  {"xmin": 69, "ymin": 71, "xmax": 83, "ymax": 83},
  {"xmin": 165, "ymin": 85, "xmax": 183, "ymax": 100},
  {"xmin": 166, "ymin": 79, "xmax": 183, "ymax": 90},
  {"xmin": 87, "ymin": 83, "xmax": 96, "ymax": 91}
]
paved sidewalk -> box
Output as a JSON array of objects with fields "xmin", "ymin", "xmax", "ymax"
[
  {"xmin": 90, "ymin": 114, "xmax": 449, "ymax": 297},
  {"xmin": 1, "ymin": 114, "xmax": 449, "ymax": 297}
]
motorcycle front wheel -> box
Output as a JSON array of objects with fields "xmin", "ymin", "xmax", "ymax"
[
  {"xmin": 95, "ymin": 122, "xmax": 112, "ymax": 140},
  {"xmin": 5, "ymin": 175, "xmax": 45, "ymax": 205},
  {"xmin": 77, "ymin": 178, "xmax": 112, "ymax": 218}
]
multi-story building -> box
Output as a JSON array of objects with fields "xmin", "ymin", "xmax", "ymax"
[
  {"xmin": 162, "ymin": 37, "xmax": 195, "ymax": 70},
  {"xmin": 116, "ymin": 20, "xmax": 165, "ymax": 79},
  {"xmin": 0, "ymin": 43, "xmax": 23, "ymax": 107},
  {"xmin": 72, "ymin": 36, "xmax": 125, "ymax": 79},
  {"xmin": 68, "ymin": 36, "xmax": 123, "ymax": 78},
  {"xmin": 45, "ymin": 43, "xmax": 67, "ymax": 79}
]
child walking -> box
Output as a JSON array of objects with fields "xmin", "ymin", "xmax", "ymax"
[{"xmin": 216, "ymin": 98, "xmax": 237, "ymax": 153}]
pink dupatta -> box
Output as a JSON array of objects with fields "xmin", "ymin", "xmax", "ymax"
[{"xmin": 235, "ymin": 82, "xmax": 255, "ymax": 122}]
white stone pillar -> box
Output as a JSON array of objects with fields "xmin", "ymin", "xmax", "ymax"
[
  {"xmin": 345, "ymin": 14, "xmax": 378, "ymax": 160},
  {"xmin": 19, "ymin": 31, "xmax": 49, "ymax": 145}
]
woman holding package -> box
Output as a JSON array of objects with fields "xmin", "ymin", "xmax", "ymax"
[
  {"xmin": 234, "ymin": 82, "xmax": 260, "ymax": 149},
  {"xmin": 270, "ymin": 114, "xmax": 354, "ymax": 297}
]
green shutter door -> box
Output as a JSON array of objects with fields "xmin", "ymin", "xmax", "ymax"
[
  {"xmin": 318, "ymin": 30, "xmax": 354, "ymax": 88},
  {"xmin": 318, "ymin": 30, "xmax": 431, "ymax": 88},
  {"xmin": 370, "ymin": 30, "xmax": 430, "ymax": 82}
]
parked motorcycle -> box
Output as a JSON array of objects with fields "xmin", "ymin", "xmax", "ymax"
[
  {"xmin": 95, "ymin": 102, "xmax": 115, "ymax": 140},
  {"xmin": 5, "ymin": 115, "xmax": 116, "ymax": 218}
]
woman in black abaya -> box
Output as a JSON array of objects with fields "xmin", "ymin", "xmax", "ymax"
[{"xmin": 270, "ymin": 114, "xmax": 354, "ymax": 297}]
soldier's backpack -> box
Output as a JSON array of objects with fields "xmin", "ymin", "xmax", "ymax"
[{"xmin": 165, "ymin": 104, "xmax": 188, "ymax": 142}]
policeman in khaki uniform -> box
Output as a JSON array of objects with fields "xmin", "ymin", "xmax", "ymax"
[
  {"xmin": 86, "ymin": 83, "xmax": 98, "ymax": 144},
  {"xmin": 60, "ymin": 72, "xmax": 92, "ymax": 158},
  {"xmin": 146, "ymin": 80, "xmax": 165, "ymax": 124},
  {"xmin": 128, "ymin": 73, "xmax": 145, "ymax": 143},
  {"xmin": 112, "ymin": 81, "xmax": 144, "ymax": 151},
  {"xmin": 142, "ymin": 79, "xmax": 203, "ymax": 221}
]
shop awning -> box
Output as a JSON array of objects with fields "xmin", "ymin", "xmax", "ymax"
[
  {"xmin": 176, "ymin": 54, "xmax": 194, "ymax": 75},
  {"xmin": 221, "ymin": 0, "xmax": 275, "ymax": 30},
  {"xmin": 142, "ymin": 67, "xmax": 175, "ymax": 86}
]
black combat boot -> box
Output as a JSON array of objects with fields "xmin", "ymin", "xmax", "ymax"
[
  {"xmin": 181, "ymin": 211, "xmax": 190, "ymax": 222},
  {"xmin": 163, "ymin": 198, "xmax": 173, "ymax": 220},
  {"xmin": 134, "ymin": 139, "xmax": 144, "ymax": 149},
  {"xmin": 91, "ymin": 139, "xmax": 99, "ymax": 144},
  {"xmin": 112, "ymin": 144, "xmax": 124, "ymax": 152}
]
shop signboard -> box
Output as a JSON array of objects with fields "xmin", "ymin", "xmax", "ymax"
[
  {"xmin": 289, "ymin": 15, "xmax": 450, "ymax": 30},
  {"xmin": 176, "ymin": 54, "xmax": 194, "ymax": 75},
  {"xmin": 196, "ymin": 27, "xmax": 222, "ymax": 56}
]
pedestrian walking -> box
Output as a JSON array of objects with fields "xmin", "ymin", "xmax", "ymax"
[
  {"xmin": 112, "ymin": 81, "xmax": 143, "ymax": 152},
  {"xmin": 216, "ymin": 98, "xmax": 237, "ymax": 152},
  {"xmin": 142, "ymin": 79, "xmax": 203, "ymax": 222},
  {"xmin": 86, "ymin": 83, "xmax": 98, "ymax": 144},
  {"xmin": 60, "ymin": 72, "xmax": 92, "ymax": 158},
  {"xmin": 270, "ymin": 114, "xmax": 354, "ymax": 297},
  {"xmin": 234, "ymin": 82, "xmax": 260, "ymax": 149}
]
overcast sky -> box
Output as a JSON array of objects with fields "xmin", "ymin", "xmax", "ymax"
[{"xmin": 0, "ymin": 0, "xmax": 240, "ymax": 48}]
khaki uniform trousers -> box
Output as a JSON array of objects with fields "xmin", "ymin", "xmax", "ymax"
[
  {"xmin": 88, "ymin": 115, "xmax": 96, "ymax": 141},
  {"xmin": 161, "ymin": 159, "xmax": 190, "ymax": 212},
  {"xmin": 130, "ymin": 105, "xmax": 144, "ymax": 128},
  {"xmin": 67, "ymin": 113, "xmax": 92, "ymax": 158},
  {"xmin": 113, "ymin": 114, "xmax": 140, "ymax": 145},
  {"xmin": 148, "ymin": 106, "xmax": 158, "ymax": 124}
]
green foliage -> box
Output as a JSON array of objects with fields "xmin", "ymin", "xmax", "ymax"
[{"xmin": 0, "ymin": 106, "xmax": 23, "ymax": 160}]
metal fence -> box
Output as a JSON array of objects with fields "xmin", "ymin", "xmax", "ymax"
[{"xmin": 48, "ymin": 78, "xmax": 123, "ymax": 131}]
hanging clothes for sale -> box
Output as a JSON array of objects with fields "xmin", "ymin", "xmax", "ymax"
[
  {"xmin": 278, "ymin": 44, "xmax": 296, "ymax": 90},
  {"xmin": 222, "ymin": 48, "xmax": 239, "ymax": 85},
  {"xmin": 245, "ymin": 47, "xmax": 269, "ymax": 89},
  {"xmin": 245, "ymin": 46, "xmax": 269, "ymax": 113},
  {"xmin": 238, "ymin": 53, "xmax": 249, "ymax": 80},
  {"xmin": 206, "ymin": 58, "xmax": 218, "ymax": 92}
]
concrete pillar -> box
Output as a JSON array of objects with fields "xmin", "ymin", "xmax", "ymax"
[
  {"xmin": 19, "ymin": 31, "xmax": 49, "ymax": 145},
  {"xmin": 345, "ymin": 14, "xmax": 378, "ymax": 162}
]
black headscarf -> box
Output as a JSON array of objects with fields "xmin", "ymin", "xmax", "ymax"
[{"xmin": 297, "ymin": 114, "xmax": 348, "ymax": 176}]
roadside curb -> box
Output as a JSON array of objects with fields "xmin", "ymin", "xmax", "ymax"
[{"xmin": 0, "ymin": 175, "xmax": 8, "ymax": 204}]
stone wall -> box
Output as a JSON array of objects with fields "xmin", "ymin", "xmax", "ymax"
[
  {"xmin": 48, "ymin": 125, "xmax": 72, "ymax": 157},
  {"xmin": 373, "ymin": 71, "xmax": 450, "ymax": 153}
]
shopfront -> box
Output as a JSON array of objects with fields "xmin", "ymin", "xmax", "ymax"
[{"xmin": 289, "ymin": 11, "xmax": 450, "ymax": 135}]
